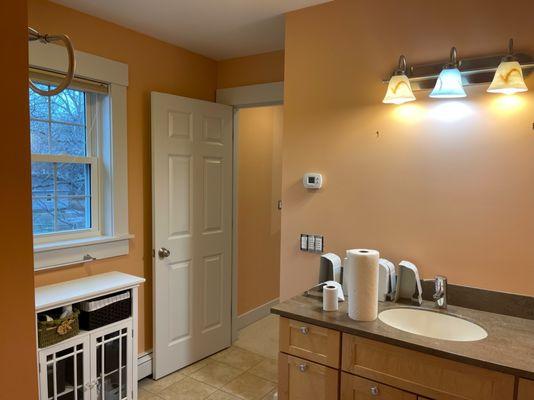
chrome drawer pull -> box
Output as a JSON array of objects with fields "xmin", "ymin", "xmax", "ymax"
[
  {"xmin": 297, "ymin": 363, "xmax": 308, "ymax": 372},
  {"xmin": 370, "ymin": 386, "xmax": 379, "ymax": 396},
  {"xmin": 299, "ymin": 326, "xmax": 309, "ymax": 335}
]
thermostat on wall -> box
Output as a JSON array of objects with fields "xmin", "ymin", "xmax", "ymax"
[{"xmin": 303, "ymin": 173, "xmax": 323, "ymax": 189}]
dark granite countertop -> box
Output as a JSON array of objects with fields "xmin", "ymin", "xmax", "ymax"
[{"xmin": 271, "ymin": 295, "xmax": 534, "ymax": 380}]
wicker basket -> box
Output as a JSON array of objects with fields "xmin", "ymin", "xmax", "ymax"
[
  {"xmin": 38, "ymin": 309, "xmax": 80, "ymax": 348},
  {"xmin": 78, "ymin": 290, "xmax": 131, "ymax": 330}
]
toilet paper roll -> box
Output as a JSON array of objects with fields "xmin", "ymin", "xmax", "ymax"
[
  {"xmin": 346, "ymin": 249, "xmax": 380, "ymax": 321},
  {"xmin": 323, "ymin": 285, "xmax": 339, "ymax": 311}
]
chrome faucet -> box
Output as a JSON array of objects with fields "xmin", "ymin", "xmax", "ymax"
[{"xmin": 433, "ymin": 276, "xmax": 448, "ymax": 309}]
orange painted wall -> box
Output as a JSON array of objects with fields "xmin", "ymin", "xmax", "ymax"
[
  {"xmin": 237, "ymin": 106, "xmax": 283, "ymax": 315},
  {"xmin": 29, "ymin": 0, "xmax": 218, "ymax": 353},
  {"xmin": 281, "ymin": 0, "xmax": 534, "ymax": 300},
  {"xmin": 217, "ymin": 50, "xmax": 284, "ymax": 89},
  {"xmin": 0, "ymin": 2, "xmax": 38, "ymax": 398}
]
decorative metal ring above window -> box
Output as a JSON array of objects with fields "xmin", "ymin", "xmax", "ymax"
[{"xmin": 28, "ymin": 27, "xmax": 76, "ymax": 97}]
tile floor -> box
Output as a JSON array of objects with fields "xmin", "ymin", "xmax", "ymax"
[{"xmin": 139, "ymin": 315, "xmax": 279, "ymax": 400}]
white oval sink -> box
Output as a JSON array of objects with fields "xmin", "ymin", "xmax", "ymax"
[{"xmin": 378, "ymin": 308, "xmax": 488, "ymax": 342}]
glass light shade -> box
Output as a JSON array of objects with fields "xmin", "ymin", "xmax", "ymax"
[
  {"xmin": 487, "ymin": 60, "xmax": 528, "ymax": 95},
  {"xmin": 383, "ymin": 74, "xmax": 416, "ymax": 104},
  {"xmin": 430, "ymin": 68, "xmax": 466, "ymax": 98}
]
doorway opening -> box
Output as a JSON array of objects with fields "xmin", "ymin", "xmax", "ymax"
[{"xmin": 233, "ymin": 105, "xmax": 283, "ymax": 348}]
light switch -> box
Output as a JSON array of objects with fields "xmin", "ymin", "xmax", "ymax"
[
  {"xmin": 307, "ymin": 235, "xmax": 315, "ymax": 251},
  {"xmin": 300, "ymin": 234, "xmax": 308, "ymax": 251},
  {"xmin": 314, "ymin": 235, "xmax": 324, "ymax": 252}
]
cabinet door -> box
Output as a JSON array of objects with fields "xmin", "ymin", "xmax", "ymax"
[
  {"xmin": 518, "ymin": 379, "xmax": 534, "ymax": 400},
  {"xmin": 90, "ymin": 320, "xmax": 133, "ymax": 400},
  {"xmin": 39, "ymin": 335, "xmax": 91, "ymax": 400},
  {"xmin": 280, "ymin": 317, "xmax": 340, "ymax": 368},
  {"xmin": 341, "ymin": 372, "xmax": 416, "ymax": 400},
  {"xmin": 342, "ymin": 334, "xmax": 514, "ymax": 400},
  {"xmin": 278, "ymin": 353, "xmax": 338, "ymax": 400}
]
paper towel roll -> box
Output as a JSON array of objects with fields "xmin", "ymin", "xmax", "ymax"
[
  {"xmin": 323, "ymin": 285, "xmax": 339, "ymax": 311},
  {"xmin": 346, "ymin": 249, "xmax": 380, "ymax": 321}
]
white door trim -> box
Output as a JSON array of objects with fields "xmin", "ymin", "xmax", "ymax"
[{"xmin": 216, "ymin": 82, "xmax": 284, "ymax": 341}]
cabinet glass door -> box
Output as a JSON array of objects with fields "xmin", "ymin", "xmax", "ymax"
[
  {"xmin": 91, "ymin": 320, "xmax": 132, "ymax": 400},
  {"xmin": 39, "ymin": 336, "xmax": 90, "ymax": 400}
]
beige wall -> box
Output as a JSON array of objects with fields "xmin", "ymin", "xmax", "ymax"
[
  {"xmin": 29, "ymin": 0, "xmax": 218, "ymax": 353},
  {"xmin": 237, "ymin": 106, "xmax": 283, "ymax": 315},
  {"xmin": 217, "ymin": 50, "xmax": 284, "ymax": 89},
  {"xmin": 0, "ymin": 1, "xmax": 38, "ymax": 398},
  {"xmin": 281, "ymin": 0, "xmax": 534, "ymax": 300}
]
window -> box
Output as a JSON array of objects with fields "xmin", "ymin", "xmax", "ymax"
[
  {"xmin": 28, "ymin": 46, "xmax": 130, "ymax": 270},
  {"xmin": 30, "ymin": 84, "xmax": 98, "ymax": 240}
]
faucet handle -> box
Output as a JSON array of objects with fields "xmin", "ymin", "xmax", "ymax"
[
  {"xmin": 435, "ymin": 275, "xmax": 447, "ymax": 288},
  {"xmin": 433, "ymin": 276, "xmax": 448, "ymax": 308}
]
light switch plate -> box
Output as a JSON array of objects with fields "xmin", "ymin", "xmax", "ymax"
[{"xmin": 300, "ymin": 233, "xmax": 324, "ymax": 253}]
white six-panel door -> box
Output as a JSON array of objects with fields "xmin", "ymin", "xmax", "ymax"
[{"xmin": 151, "ymin": 92, "xmax": 233, "ymax": 379}]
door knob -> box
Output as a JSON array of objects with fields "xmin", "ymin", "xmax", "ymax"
[
  {"xmin": 370, "ymin": 386, "xmax": 379, "ymax": 396},
  {"xmin": 158, "ymin": 247, "xmax": 171, "ymax": 259}
]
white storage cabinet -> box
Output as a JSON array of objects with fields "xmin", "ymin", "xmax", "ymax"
[{"xmin": 35, "ymin": 272, "xmax": 145, "ymax": 400}]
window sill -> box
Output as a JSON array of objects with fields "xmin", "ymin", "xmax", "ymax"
[{"xmin": 34, "ymin": 234, "xmax": 134, "ymax": 271}]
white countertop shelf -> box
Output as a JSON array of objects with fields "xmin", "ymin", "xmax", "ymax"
[{"xmin": 35, "ymin": 271, "xmax": 145, "ymax": 313}]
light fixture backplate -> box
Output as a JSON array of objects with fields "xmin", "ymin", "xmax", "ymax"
[{"xmin": 383, "ymin": 53, "xmax": 534, "ymax": 91}]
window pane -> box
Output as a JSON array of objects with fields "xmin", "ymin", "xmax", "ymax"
[
  {"xmin": 32, "ymin": 197, "xmax": 55, "ymax": 234},
  {"xmin": 56, "ymin": 196, "xmax": 90, "ymax": 232},
  {"xmin": 31, "ymin": 162, "xmax": 54, "ymax": 196},
  {"xmin": 29, "ymin": 85, "xmax": 49, "ymax": 119},
  {"xmin": 30, "ymin": 120, "xmax": 50, "ymax": 154},
  {"xmin": 51, "ymin": 88, "xmax": 85, "ymax": 125},
  {"xmin": 56, "ymin": 163, "xmax": 89, "ymax": 196},
  {"xmin": 30, "ymin": 85, "xmax": 87, "ymax": 157},
  {"xmin": 51, "ymin": 123, "xmax": 86, "ymax": 156},
  {"xmin": 31, "ymin": 161, "xmax": 92, "ymax": 235}
]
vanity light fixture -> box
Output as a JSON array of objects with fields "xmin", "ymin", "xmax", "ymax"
[
  {"xmin": 430, "ymin": 47, "xmax": 467, "ymax": 98},
  {"xmin": 487, "ymin": 39, "xmax": 528, "ymax": 95},
  {"xmin": 383, "ymin": 55, "xmax": 416, "ymax": 104}
]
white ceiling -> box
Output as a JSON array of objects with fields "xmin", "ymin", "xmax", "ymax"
[{"xmin": 51, "ymin": 0, "xmax": 331, "ymax": 60}]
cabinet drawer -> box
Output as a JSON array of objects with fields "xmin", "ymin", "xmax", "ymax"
[
  {"xmin": 279, "ymin": 317, "xmax": 340, "ymax": 368},
  {"xmin": 518, "ymin": 378, "xmax": 534, "ymax": 400},
  {"xmin": 342, "ymin": 334, "xmax": 514, "ymax": 400},
  {"xmin": 278, "ymin": 353, "xmax": 339, "ymax": 400},
  {"xmin": 341, "ymin": 372, "xmax": 416, "ymax": 400}
]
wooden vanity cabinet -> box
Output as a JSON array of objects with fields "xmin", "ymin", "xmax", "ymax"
[
  {"xmin": 342, "ymin": 334, "xmax": 515, "ymax": 400},
  {"xmin": 278, "ymin": 353, "xmax": 338, "ymax": 400},
  {"xmin": 279, "ymin": 317, "xmax": 340, "ymax": 368},
  {"xmin": 278, "ymin": 317, "xmax": 519, "ymax": 400},
  {"xmin": 518, "ymin": 378, "xmax": 534, "ymax": 400},
  {"xmin": 341, "ymin": 373, "xmax": 416, "ymax": 399}
]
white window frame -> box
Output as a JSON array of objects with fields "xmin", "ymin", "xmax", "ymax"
[{"xmin": 29, "ymin": 42, "xmax": 132, "ymax": 270}]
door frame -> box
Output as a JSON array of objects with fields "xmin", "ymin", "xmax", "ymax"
[{"xmin": 216, "ymin": 81, "xmax": 284, "ymax": 341}]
